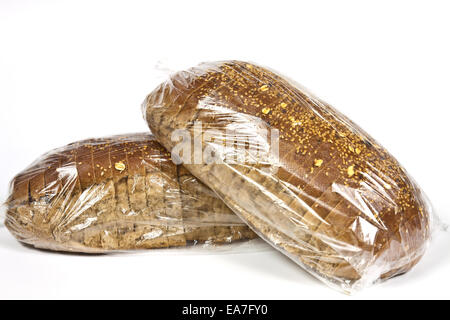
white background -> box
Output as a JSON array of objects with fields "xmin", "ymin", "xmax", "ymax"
[{"xmin": 0, "ymin": 0, "xmax": 449, "ymax": 299}]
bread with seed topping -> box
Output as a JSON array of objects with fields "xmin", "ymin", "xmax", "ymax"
[
  {"xmin": 4, "ymin": 133, "xmax": 257, "ymax": 253},
  {"xmin": 143, "ymin": 61, "xmax": 431, "ymax": 290}
]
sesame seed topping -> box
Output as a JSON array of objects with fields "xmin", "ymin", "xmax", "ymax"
[
  {"xmin": 314, "ymin": 159, "xmax": 323, "ymax": 167},
  {"xmin": 347, "ymin": 165, "xmax": 355, "ymax": 177},
  {"xmin": 115, "ymin": 161, "xmax": 126, "ymax": 172}
]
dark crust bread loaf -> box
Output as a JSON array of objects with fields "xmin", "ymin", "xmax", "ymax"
[
  {"xmin": 143, "ymin": 61, "xmax": 431, "ymax": 289},
  {"xmin": 4, "ymin": 133, "xmax": 256, "ymax": 253}
]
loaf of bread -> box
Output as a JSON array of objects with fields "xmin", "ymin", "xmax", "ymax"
[
  {"xmin": 4, "ymin": 133, "xmax": 256, "ymax": 253},
  {"xmin": 143, "ymin": 61, "xmax": 432, "ymax": 291}
]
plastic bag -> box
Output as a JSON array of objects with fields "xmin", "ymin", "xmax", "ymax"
[
  {"xmin": 142, "ymin": 60, "xmax": 434, "ymax": 293},
  {"xmin": 2, "ymin": 133, "xmax": 257, "ymax": 253}
]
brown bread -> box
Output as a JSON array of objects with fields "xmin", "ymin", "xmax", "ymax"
[
  {"xmin": 4, "ymin": 133, "xmax": 257, "ymax": 253},
  {"xmin": 143, "ymin": 61, "xmax": 431, "ymax": 290}
]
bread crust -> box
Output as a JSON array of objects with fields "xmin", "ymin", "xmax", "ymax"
[{"xmin": 143, "ymin": 61, "xmax": 431, "ymax": 288}]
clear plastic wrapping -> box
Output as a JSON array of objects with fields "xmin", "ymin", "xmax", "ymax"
[
  {"xmin": 143, "ymin": 60, "xmax": 433, "ymax": 292},
  {"xmin": 3, "ymin": 133, "xmax": 257, "ymax": 253}
]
